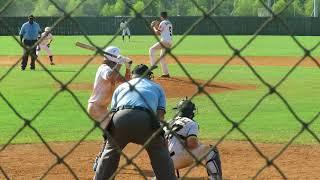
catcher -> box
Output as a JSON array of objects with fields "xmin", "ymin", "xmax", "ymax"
[
  {"xmin": 36, "ymin": 27, "xmax": 55, "ymax": 65},
  {"xmin": 149, "ymin": 11, "xmax": 173, "ymax": 78},
  {"xmin": 164, "ymin": 98, "xmax": 223, "ymax": 180}
]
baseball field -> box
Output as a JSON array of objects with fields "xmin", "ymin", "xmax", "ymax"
[{"xmin": 0, "ymin": 35, "xmax": 320, "ymax": 179}]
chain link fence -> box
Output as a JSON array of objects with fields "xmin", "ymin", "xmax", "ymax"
[
  {"xmin": 0, "ymin": 0, "xmax": 320, "ymax": 179},
  {"xmin": 2, "ymin": 16, "xmax": 320, "ymax": 36}
]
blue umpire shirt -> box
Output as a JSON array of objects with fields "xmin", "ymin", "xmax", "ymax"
[
  {"xmin": 111, "ymin": 78, "xmax": 166, "ymax": 113},
  {"xmin": 19, "ymin": 22, "xmax": 41, "ymax": 40}
]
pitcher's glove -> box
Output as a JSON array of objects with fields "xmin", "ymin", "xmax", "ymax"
[
  {"xmin": 47, "ymin": 44, "xmax": 50, "ymax": 48},
  {"xmin": 150, "ymin": 20, "xmax": 160, "ymax": 29}
]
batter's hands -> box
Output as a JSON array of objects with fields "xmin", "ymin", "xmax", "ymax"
[
  {"xmin": 125, "ymin": 60, "xmax": 132, "ymax": 69},
  {"xmin": 117, "ymin": 55, "xmax": 132, "ymax": 65}
]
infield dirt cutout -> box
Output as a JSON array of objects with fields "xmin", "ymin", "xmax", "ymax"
[
  {"xmin": 1, "ymin": 141, "xmax": 320, "ymax": 179},
  {"xmin": 1, "ymin": 55, "xmax": 320, "ymax": 179},
  {"xmin": 0, "ymin": 54, "xmax": 319, "ymax": 67}
]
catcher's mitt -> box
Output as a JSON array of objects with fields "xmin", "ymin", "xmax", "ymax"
[{"xmin": 150, "ymin": 20, "xmax": 160, "ymax": 28}]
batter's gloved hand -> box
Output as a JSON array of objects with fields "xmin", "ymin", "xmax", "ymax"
[
  {"xmin": 117, "ymin": 55, "xmax": 126, "ymax": 64},
  {"xmin": 117, "ymin": 55, "xmax": 132, "ymax": 66}
]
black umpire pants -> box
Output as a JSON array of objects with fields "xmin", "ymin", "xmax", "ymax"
[
  {"xmin": 21, "ymin": 39, "xmax": 37, "ymax": 70},
  {"xmin": 94, "ymin": 108, "xmax": 176, "ymax": 180}
]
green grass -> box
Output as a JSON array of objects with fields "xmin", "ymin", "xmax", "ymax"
[
  {"xmin": 0, "ymin": 62, "xmax": 319, "ymax": 145},
  {"xmin": 1, "ymin": 35, "xmax": 320, "ymax": 56}
]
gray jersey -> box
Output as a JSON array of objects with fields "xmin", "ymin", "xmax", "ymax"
[{"xmin": 164, "ymin": 116, "xmax": 199, "ymax": 154}]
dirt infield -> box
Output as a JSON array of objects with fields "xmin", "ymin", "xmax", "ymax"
[
  {"xmin": 1, "ymin": 141, "xmax": 320, "ymax": 179},
  {"xmin": 0, "ymin": 55, "xmax": 319, "ymax": 67}
]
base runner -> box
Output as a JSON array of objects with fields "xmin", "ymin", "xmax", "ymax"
[
  {"xmin": 36, "ymin": 27, "xmax": 55, "ymax": 65},
  {"xmin": 164, "ymin": 98, "xmax": 223, "ymax": 180}
]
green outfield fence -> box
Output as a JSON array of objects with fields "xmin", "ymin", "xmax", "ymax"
[
  {"xmin": 1, "ymin": 16, "xmax": 320, "ymax": 36},
  {"xmin": 1, "ymin": 0, "xmax": 320, "ymax": 179}
]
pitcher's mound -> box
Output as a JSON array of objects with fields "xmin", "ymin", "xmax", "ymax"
[
  {"xmin": 66, "ymin": 76, "xmax": 256, "ymax": 98},
  {"xmin": 154, "ymin": 77, "xmax": 255, "ymax": 98}
]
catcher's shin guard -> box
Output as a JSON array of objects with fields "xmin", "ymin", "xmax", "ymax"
[{"xmin": 206, "ymin": 147, "xmax": 222, "ymax": 180}]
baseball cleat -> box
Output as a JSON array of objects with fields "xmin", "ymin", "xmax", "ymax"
[{"xmin": 160, "ymin": 74, "xmax": 170, "ymax": 78}]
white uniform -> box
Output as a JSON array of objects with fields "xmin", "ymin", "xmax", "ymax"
[
  {"xmin": 120, "ymin": 21, "xmax": 131, "ymax": 36},
  {"xmin": 149, "ymin": 19, "xmax": 173, "ymax": 76},
  {"xmin": 166, "ymin": 117, "xmax": 198, "ymax": 155},
  {"xmin": 88, "ymin": 64, "xmax": 114, "ymax": 106},
  {"xmin": 87, "ymin": 64, "xmax": 116, "ymax": 124},
  {"xmin": 36, "ymin": 32, "xmax": 53, "ymax": 56},
  {"xmin": 164, "ymin": 116, "xmax": 222, "ymax": 179},
  {"xmin": 159, "ymin": 20, "xmax": 173, "ymax": 43}
]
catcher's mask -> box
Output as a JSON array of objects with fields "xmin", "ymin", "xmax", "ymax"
[
  {"xmin": 132, "ymin": 64, "xmax": 154, "ymax": 80},
  {"xmin": 173, "ymin": 97, "xmax": 196, "ymax": 119}
]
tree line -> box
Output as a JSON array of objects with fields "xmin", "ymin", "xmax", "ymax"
[{"xmin": 0, "ymin": 0, "xmax": 318, "ymax": 17}]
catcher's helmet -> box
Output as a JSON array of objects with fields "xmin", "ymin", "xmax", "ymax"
[{"xmin": 173, "ymin": 97, "xmax": 196, "ymax": 119}]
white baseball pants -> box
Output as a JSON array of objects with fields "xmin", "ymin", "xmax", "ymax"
[
  {"xmin": 122, "ymin": 28, "xmax": 131, "ymax": 36},
  {"xmin": 36, "ymin": 44, "xmax": 52, "ymax": 56},
  {"xmin": 149, "ymin": 41, "xmax": 172, "ymax": 75},
  {"xmin": 87, "ymin": 102, "xmax": 110, "ymax": 129},
  {"xmin": 171, "ymin": 144, "xmax": 222, "ymax": 179}
]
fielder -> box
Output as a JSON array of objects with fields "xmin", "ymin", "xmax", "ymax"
[
  {"xmin": 164, "ymin": 98, "xmax": 223, "ymax": 180},
  {"xmin": 87, "ymin": 46, "xmax": 131, "ymax": 125},
  {"xmin": 120, "ymin": 19, "xmax": 131, "ymax": 42},
  {"xmin": 36, "ymin": 27, "xmax": 55, "ymax": 65},
  {"xmin": 149, "ymin": 11, "xmax": 173, "ymax": 78}
]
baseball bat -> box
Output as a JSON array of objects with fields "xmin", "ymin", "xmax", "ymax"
[{"xmin": 75, "ymin": 41, "xmax": 117, "ymax": 58}]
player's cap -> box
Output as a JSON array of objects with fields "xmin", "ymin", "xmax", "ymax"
[
  {"xmin": 44, "ymin": 27, "xmax": 51, "ymax": 32},
  {"xmin": 160, "ymin": 11, "xmax": 168, "ymax": 18},
  {"xmin": 132, "ymin": 64, "xmax": 148, "ymax": 75},
  {"xmin": 28, "ymin": 15, "xmax": 34, "ymax": 19},
  {"xmin": 103, "ymin": 46, "xmax": 120, "ymax": 63}
]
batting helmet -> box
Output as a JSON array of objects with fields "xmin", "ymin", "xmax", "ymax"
[
  {"xmin": 44, "ymin": 27, "xmax": 51, "ymax": 32},
  {"xmin": 103, "ymin": 46, "xmax": 120, "ymax": 63},
  {"xmin": 173, "ymin": 97, "xmax": 196, "ymax": 119}
]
